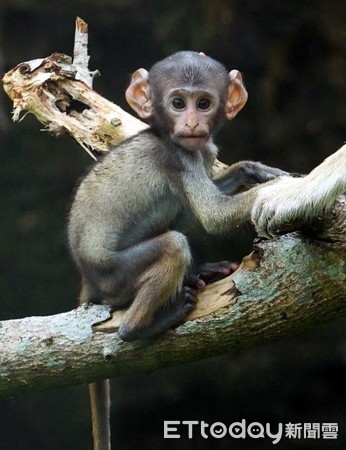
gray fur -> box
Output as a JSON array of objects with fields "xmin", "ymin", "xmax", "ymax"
[{"xmin": 69, "ymin": 51, "xmax": 287, "ymax": 450}]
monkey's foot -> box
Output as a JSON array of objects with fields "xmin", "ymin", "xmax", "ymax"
[
  {"xmin": 197, "ymin": 261, "xmax": 238, "ymax": 284},
  {"xmin": 165, "ymin": 286, "xmax": 197, "ymax": 328},
  {"xmin": 118, "ymin": 287, "xmax": 196, "ymax": 342},
  {"xmin": 161, "ymin": 286, "xmax": 197, "ymax": 326},
  {"xmin": 180, "ymin": 285, "xmax": 198, "ymax": 307}
]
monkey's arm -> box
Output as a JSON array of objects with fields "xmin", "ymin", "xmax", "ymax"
[
  {"xmin": 181, "ymin": 156, "xmax": 260, "ymax": 234},
  {"xmin": 176, "ymin": 160, "xmax": 286, "ymax": 234},
  {"xmin": 252, "ymin": 144, "xmax": 346, "ymax": 238},
  {"xmin": 213, "ymin": 160, "xmax": 288, "ymax": 194}
]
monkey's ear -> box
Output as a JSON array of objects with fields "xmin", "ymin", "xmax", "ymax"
[
  {"xmin": 125, "ymin": 68, "xmax": 152, "ymax": 119},
  {"xmin": 225, "ymin": 70, "xmax": 248, "ymax": 120}
]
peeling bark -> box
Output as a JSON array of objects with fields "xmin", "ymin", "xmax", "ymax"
[{"xmin": 2, "ymin": 51, "xmax": 147, "ymax": 159}]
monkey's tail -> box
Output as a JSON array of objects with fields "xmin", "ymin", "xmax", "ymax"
[{"xmin": 89, "ymin": 380, "xmax": 111, "ymax": 450}]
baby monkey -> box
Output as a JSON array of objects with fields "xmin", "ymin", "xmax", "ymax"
[
  {"xmin": 69, "ymin": 51, "xmax": 289, "ymax": 450},
  {"xmin": 68, "ymin": 51, "xmax": 286, "ymax": 342}
]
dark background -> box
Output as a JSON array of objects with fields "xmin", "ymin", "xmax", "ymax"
[{"xmin": 0, "ymin": 1, "xmax": 345, "ymax": 449}]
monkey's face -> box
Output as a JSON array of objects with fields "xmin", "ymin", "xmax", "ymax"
[
  {"xmin": 163, "ymin": 88, "xmax": 222, "ymax": 151},
  {"xmin": 126, "ymin": 52, "xmax": 248, "ymax": 147}
]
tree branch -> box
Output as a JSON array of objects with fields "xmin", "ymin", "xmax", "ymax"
[
  {"xmin": 1, "ymin": 20, "xmax": 345, "ymax": 397},
  {"xmin": 0, "ymin": 200, "xmax": 345, "ymax": 396}
]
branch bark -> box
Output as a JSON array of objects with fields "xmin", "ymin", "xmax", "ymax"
[
  {"xmin": 0, "ymin": 201, "xmax": 345, "ymax": 396},
  {"xmin": 1, "ymin": 20, "xmax": 345, "ymax": 397}
]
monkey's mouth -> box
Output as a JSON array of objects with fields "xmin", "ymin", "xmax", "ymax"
[{"xmin": 179, "ymin": 134, "xmax": 208, "ymax": 148}]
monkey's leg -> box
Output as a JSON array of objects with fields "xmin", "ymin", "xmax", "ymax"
[
  {"xmin": 80, "ymin": 230, "xmax": 189, "ymax": 307},
  {"xmin": 118, "ymin": 231, "xmax": 193, "ymax": 341}
]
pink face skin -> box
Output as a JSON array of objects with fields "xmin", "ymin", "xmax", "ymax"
[{"xmin": 164, "ymin": 88, "xmax": 220, "ymax": 151}]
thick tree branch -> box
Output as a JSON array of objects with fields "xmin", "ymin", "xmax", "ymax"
[
  {"xmin": 1, "ymin": 20, "xmax": 345, "ymax": 396},
  {"xmin": 0, "ymin": 200, "xmax": 345, "ymax": 396}
]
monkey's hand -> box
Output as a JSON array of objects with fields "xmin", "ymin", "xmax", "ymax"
[
  {"xmin": 215, "ymin": 161, "xmax": 288, "ymax": 195},
  {"xmin": 240, "ymin": 161, "xmax": 289, "ymax": 184},
  {"xmin": 251, "ymin": 175, "xmax": 335, "ymax": 238}
]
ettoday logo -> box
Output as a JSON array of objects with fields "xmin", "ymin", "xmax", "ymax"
[{"xmin": 164, "ymin": 420, "xmax": 338, "ymax": 444}]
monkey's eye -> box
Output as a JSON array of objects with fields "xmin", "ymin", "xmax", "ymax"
[
  {"xmin": 171, "ymin": 98, "xmax": 186, "ymax": 110},
  {"xmin": 197, "ymin": 98, "xmax": 211, "ymax": 110}
]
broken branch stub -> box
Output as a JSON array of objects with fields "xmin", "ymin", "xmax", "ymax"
[
  {"xmin": 2, "ymin": 53, "xmax": 147, "ymax": 158},
  {"xmin": 2, "ymin": 49, "xmax": 229, "ymax": 174}
]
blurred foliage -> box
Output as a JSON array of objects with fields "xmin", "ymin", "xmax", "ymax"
[{"xmin": 0, "ymin": 1, "xmax": 345, "ymax": 449}]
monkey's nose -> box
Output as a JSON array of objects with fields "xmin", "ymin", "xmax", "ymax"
[{"xmin": 185, "ymin": 122, "xmax": 199, "ymax": 130}]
